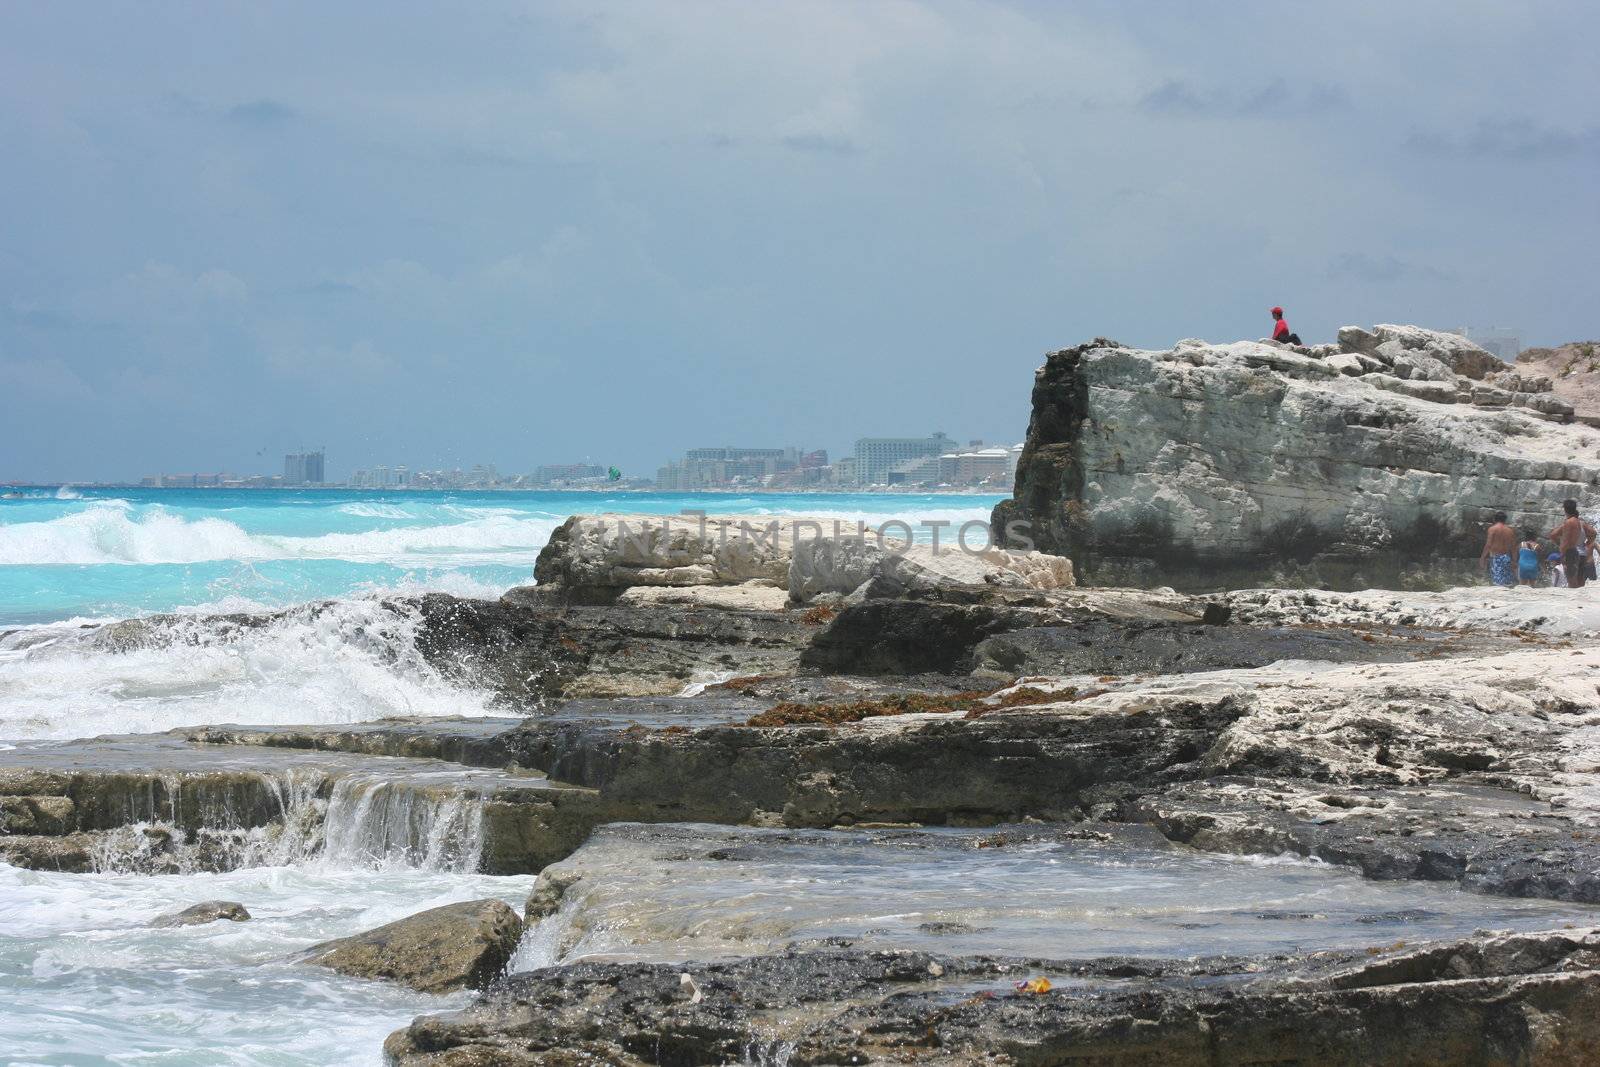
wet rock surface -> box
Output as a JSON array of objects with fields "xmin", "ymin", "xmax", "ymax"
[
  {"xmin": 969, "ymin": 617, "xmax": 1515, "ymax": 677},
  {"xmin": 301, "ymin": 898, "xmax": 524, "ymax": 993},
  {"xmin": 1130, "ymin": 779, "xmax": 1600, "ymax": 902},
  {"xmin": 410, "ymin": 591, "xmax": 817, "ymax": 701},
  {"xmin": 150, "ymin": 900, "xmax": 251, "ymax": 927},
  {"xmin": 14, "ymin": 568, "xmax": 1600, "ymax": 1062},
  {"xmin": 387, "ymin": 930, "xmax": 1600, "ymax": 1066}
]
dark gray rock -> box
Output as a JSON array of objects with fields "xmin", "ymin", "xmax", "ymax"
[
  {"xmin": 151, "ymin": 900, "xmax": 251, "ymax": 927},
  {"xmin": 800, "ymin": 599, "xmax": 1048, "ymax": 674},
  {"xmin": 410, "ymin": 591, "xmax": 814, "ymax": 702},
  {"xmin": 1127, "ymin": 778, "xmax": 1600, "ymax": 903},
  {"xmin": 971, "ymin": 619, "xmax": 1470, "ymax": 677},
  {"xmin": 386, "ymin": 932, "xmax": 1600, "ymax": 1065}
]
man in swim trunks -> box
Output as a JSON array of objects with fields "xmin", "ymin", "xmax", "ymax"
[
  {"xmin": 1548, "ymin": 499, "xmax": 1597, "ymax": 590},
  {"xmin": 1480, "ymin": 512, "xmax": 1517, "ymax": 587}
]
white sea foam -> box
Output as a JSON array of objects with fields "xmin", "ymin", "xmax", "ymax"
[
  {"xmin": 0, "ymin": 502, "xmax": 563, "ymax": 566},
  {"xmin": 0, "ymin": 862, "xmax": 533, "ymax": 1066},
  {"xmin": 0, "ymin": 599, "xmax": 495, "ymax": 741}
]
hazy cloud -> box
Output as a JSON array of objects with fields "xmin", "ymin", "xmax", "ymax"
[
  {"xmin": 0, "ymin": 1, "xmax": 1595, "ymax": 482},
  {"xmin": 1139, "ymin": 77, "xmax": 1347, "ymax": 118},
  {"xmin": 1409, "ymin": 117, "xmax": 1600, "ymax": 159},
  {"xmin": 780, "ymin": 133, "xmax": 858, "ymax": 156},
  {"xmin": 225, "ymin": 99, "xmax": 296, "ymax": 127},
  {"xmin": 1326, "ymin": 253, "xmax": 1454, "ymax": 284}
]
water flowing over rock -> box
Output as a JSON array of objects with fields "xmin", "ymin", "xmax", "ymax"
[
  {"xmin": 300, "ymin": 898, "xmax": 524, "ymax": 993},
  {"xmin": 993, "ymin": 327, "xmax": 1600, "ymax": 588},
  {"xmin": 0, "ymin": 739, "xmax": 594, "ymax": 875}
]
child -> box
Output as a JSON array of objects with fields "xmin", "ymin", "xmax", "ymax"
[
  {"xmin": 1550, "ymin": 552, "xmax": 1567, "ymax": 588},
  {"xmin": 1518, "ymin": 532, "xmax": 1541, "ymax": 586}
]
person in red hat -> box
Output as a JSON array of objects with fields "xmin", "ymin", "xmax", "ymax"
[
  {"xmin": 1270, "ymin": 306, "xmax": 1301, "ymax": 345},
  {"xmin": 1270, "ymin": 307, "xmax": 1301, "ymax": 346}
]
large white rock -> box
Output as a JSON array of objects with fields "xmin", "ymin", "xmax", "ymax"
[
  {"xmin": 994, "ymin": 330, "xmax": 1600, "ymax": 588},
  {"xmin": 534, "ymin": 514, "xmax": 852, "ymax": 594},
  {"xmin": 878, "ymin": 545, "xmax": 1075, "ymax": 594},
  {"xmin": 1372, "ymin": 324, "xmax": 1502, "ymax": 381},
  {"xmin": 534, "ymin": 513, "xmax": 1077, "ymax": 603}
]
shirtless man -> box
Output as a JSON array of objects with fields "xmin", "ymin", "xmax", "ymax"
[
  {"xmin": 1480, "ymin": 512, "xmax": 1518, "ymax": 587},
  {"xmin": 1547, "ymin": 499, "xmax": 1597, "ymax": 590}
]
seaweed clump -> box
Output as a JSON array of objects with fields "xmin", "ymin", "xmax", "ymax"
[{"xmin": 740, "ymin": 686, "xmax": 1066, "ymax": 728}]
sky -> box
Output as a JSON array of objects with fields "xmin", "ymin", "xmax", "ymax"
[{"xmin": 2, "ymin": 1, "xmax": 1597, "ymax": 483}]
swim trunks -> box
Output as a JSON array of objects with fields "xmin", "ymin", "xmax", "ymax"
[
  {"xmin": 1565, "ymin": 548, "xmax": 1587, "ymax": 588},
  {"xmin": 1490, "ymin": 553, "xmax": 1515, "ymax": 587}
]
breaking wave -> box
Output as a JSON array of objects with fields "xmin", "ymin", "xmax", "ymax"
[
  {"xmin": 0, "ymin": 501, "xmax": 563, "ymax": 566},
  {"xmin": 0, "ymin": 598, "xmax": 495, "ymax": 740}
]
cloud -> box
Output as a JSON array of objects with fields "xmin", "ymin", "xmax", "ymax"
[
  {"xmin": 1326, "ymin": 253, "xmax": 1453, "ymax": 284},
  {"xmin": 1408, "ymin": 117, "xmax": 1600, "ymax": 159},
  {"xmin": 225, "ymin": 99, "xmax": 296, "ymax": 127},
  {"xmin": 0, "ymin": 354, "xmax": 96, "ymax": 401},
  {"xmin": 780, "ymin": 133, "xmax": 858, "ymax": 156},
  {"xmin": 1139, "ymin": 77, "xmax": 1347, "ymax": 118},
  {"xmin": 267, "ymin": 338, "xmax": 395, "ymax": 381}
]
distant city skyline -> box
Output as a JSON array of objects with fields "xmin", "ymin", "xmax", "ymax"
[
  {"xmin": 4, "ymin": 4, "xmax": 1594, "ymax": 483},
  {"xmin": 113, "ymin": 427, "xmax": 1025, "ymax": 491}
]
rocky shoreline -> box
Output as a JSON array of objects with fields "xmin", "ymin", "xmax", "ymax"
[{"xmin": 7, "ymin": 328, "xmax": 1600, "ymax": 1064}]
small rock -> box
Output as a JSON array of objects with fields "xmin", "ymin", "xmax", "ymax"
[
  {"xmin": 300, "ymin": 898, "xmax": 524, "ymax": 993},
  {"xmin": 151, "ymin": 900, "xmax": 251, "ymax": 928}
]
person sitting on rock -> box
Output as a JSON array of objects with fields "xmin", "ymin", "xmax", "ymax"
[
  {"xmin": 1270, "ymin": 306, "xmax": 1302, "ymax": 346},
  {"xmin": 1480, "ymin": 512, "xmax": 1517, "ymax": 587},
  {"xmin": 1518, "ymin": 530, "xmax": 1542, "ymax": 586},
  {"xmin": 1547, "ymin": 499, "xmax": 1596, "ymax": 590}
]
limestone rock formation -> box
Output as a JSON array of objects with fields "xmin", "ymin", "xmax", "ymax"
[
  {"xmin": 790, "ymin": 541, "xmax": 1075, "ymax": 602},
  {"xmin": 532, "ymin": 514, "xmax": 830, "ymax": 601},
  {"xmin": 994, "ymin": 326, "xmax": 1600, "ymax": 588},
  {"xmin": 1518, "ymin": 340, "xmax": 1600, "ymax": 422},
  {"xmin": 533, "ymin": 512, "xmax": 1075, "ymax": 605},
  {"xmin": 300, "ymin": 898, "xmax": 524, "ymax": 993}
]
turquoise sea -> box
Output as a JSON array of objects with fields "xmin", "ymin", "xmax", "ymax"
[
  {"xmin": 0, "ymin": 487, "xmax": 1001, "ymax": 742},
  {"xmin": 0, "ymin": 487, "xmax": 1016, "ymax": 1064},
  {"xmin": 0, "ymin": 487, "xmax": 1003, "ymax": 626}
]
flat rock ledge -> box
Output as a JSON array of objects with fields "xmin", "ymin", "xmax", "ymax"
[
  {"xmin": 300, "ymin": 899, "xmax": 524, "ymax": 994},
  {"xmin": 386, "ymin": 930, "xmax": 1600, "ymax": 1066}
]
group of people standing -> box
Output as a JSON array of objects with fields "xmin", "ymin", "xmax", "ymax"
[{"xmin": 1481, "ymin": 500, "xmax": 1597, "ymax": 588}]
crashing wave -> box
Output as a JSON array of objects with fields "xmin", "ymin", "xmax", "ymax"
[
  {"xmin": 0, "ymin": 598, "xmax": 495, "ymax": 741},
  {"xmin": 0, "ymin": 501, "xmax": 563, "ymax": 566}
]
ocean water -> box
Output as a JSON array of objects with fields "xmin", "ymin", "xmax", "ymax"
[
  {"xmin": 0, "ymin": 862, "xmax": 536, "ymax": 1066},
  {"xmin": 0, "ymin": 487, "xmax": 1003, "ymax": 625},
  {"xmin": 0, "ymin": 488, "xmax": 1001, "ymax": 741},
  {"xmin": 9, "ymin": 486, "xmax": 1576, "ymax": 1066},
  {"xmin": 0, "ymin": 486, "xmax": 1002, "ymax": 1065}
]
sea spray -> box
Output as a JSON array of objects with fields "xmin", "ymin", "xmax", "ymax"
[
  {"xmin": 0, "ymin": 598, "xmax": 496, "ymax": 740},
  {"xmin": 0, "ymin": 500, "xmax": 565, "ymax": 567}
]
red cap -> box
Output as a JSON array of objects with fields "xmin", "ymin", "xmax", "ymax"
[{"xmin": 1270, "ymin": 306, "xmax": 1283, "ymax": 316}]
